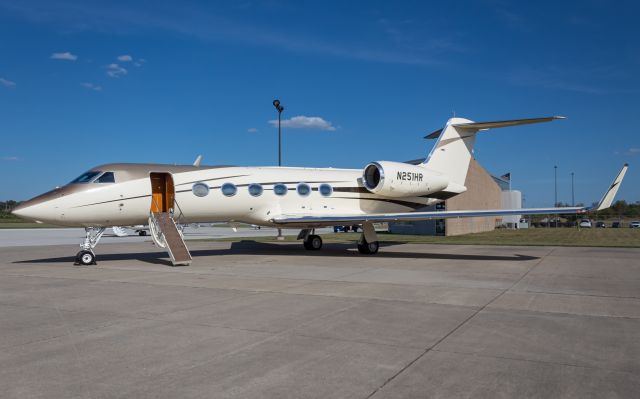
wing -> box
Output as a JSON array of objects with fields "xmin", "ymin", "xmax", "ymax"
[
  {"xmin": 272, "ymin": 206, "xmax": 585, "ymax": 227},
  {"xmin": 272, "ymin": 164, "xmax": 628, "ymax": 227}
]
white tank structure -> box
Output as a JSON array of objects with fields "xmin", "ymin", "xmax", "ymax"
[{"xmin": 501, "ymin": 190, "xmax": 522, "ymax": 228}]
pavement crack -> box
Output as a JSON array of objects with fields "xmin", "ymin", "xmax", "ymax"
[{"xmin": 363, "ymin": 247, "xmax": 553, "ymax": 398}]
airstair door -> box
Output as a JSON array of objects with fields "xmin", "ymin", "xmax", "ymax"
[
  {"xmin": 148, "ymin": 173, "xmax": 192, "ymax": 266},
  {"xmin": 150, "ymin": 173, "xmax": 175, "ymax": 213}
]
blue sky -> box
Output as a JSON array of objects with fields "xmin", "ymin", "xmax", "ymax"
[{"xmin": 0, "ymin": 0, "xmax": 638, "ymax": 206}]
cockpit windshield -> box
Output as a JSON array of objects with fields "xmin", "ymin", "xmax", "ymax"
[
  {"xmin": 95, "ymin": 172, "xmax": 115, "ymax": 183},
  {"xmin": 70, "ymin": 171, "xmax": 102, "ymax": 184}
]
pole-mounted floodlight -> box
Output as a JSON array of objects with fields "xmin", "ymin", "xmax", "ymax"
[
  {"xmin": 273, "ymin": 99, "xmax": 284, "ymax": 113},
  {"xmin": 273, "ymin": 99, "xmax": 284, "ymax": 166}
]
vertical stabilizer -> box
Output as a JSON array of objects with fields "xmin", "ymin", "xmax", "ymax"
[{"xmin": 423, "ymin": 117, "xmax": 478, "ymax": 187}]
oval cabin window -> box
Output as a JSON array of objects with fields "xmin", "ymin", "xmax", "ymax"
[
  {"xmin": 273, "ymin": 184, "xmax": 288, "ymax": 196},
  {"xmin": 297, "ymin": 183, "xmax": 311, "ymax": 197},
  {"xmin": 248, "ymin": 184, "xmax": 263, "ymax": 197},
  {"xmin": 221, "ymin": 183, "xmax": 237, "ymax": 197},
  {"xmin": 192, "ymin": 182, "xmax": 209, "ymax": 197},
  {"xmin": 319, "ymin": 183, "xmax": 333, "ymax": 196}
]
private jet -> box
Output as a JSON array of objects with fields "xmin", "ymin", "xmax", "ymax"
[{"xmin": 12, "ymin": 116, "xmax": 628, "ymax": 265}]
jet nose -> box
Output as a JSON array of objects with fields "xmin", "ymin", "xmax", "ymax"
[
  {"xmin": 11, "ymin": 200, "xmax": 41, "ymax": 220},
  {"xmin": 11, "ymin": 188, "xmax": 64, "ymax": 223}
]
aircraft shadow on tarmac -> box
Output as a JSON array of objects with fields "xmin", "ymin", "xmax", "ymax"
[{"xmin": 13, "ymin": 240, "xmax": 538, "ymax": 266}]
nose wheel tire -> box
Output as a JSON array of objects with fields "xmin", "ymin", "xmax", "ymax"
[
  {"xmin": 303, "ymin": 235, "xmax": 323, "ymax": 250},
  {"xmin": 75, "ymin": 250, "xmax": 96, "ymax": 266},
  {"xmin": 357, "ymin": 240, "xmax": 379, "ymax": 254}
]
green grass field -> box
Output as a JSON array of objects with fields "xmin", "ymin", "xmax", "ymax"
[{"xmin": 211, "ymin": 228, "xmax": 640, "ymax": 248}]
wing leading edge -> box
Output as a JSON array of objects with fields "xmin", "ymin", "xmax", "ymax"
[{"xmin": 272, "ymin": 164, "xmax": 628, "ymax": 227}]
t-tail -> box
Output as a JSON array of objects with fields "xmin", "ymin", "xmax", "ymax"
[{"xmin": 422, "ymin": 116, "xmax": 566, "ymax": 190}]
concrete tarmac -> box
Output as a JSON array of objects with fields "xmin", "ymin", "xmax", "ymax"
[{"xmin": 1, "ymin": 240, "xmax": 639, "ymax": 398}]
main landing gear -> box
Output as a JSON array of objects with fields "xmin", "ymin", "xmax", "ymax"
[
  {"xmin": 297, "ymin": 223, "xmax": 380, "ymax": 254},
  {"xmin": 357, "ymin": 237, "xmax": 379, "ymax": 254},
  {"xmin": 357, "ymin": 222, "xmax": 379, "ymax": 254},
  {"xmin": 74, "ymin": 227, "xmax": 105, "ymax": 266},
  {"xmin": 304, "ymin": 234, "xmax": 323, "ymax": 250},
  {"xmin": 298, "ymin": 229, "xmax": 323, "ymax": 250}
]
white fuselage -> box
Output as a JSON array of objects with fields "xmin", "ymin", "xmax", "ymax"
[{"xmin": 15, "ymin": 164, "xmax": 444, "ymax": 228}]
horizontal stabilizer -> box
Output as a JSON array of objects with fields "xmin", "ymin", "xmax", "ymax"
[
  {"xmin": 453, "ymin": 116, "xmax": 565, "ymax": 130},
  {"xmin": 425, "ymin": 129, "xmax": 443, "ymax": 139},
  {"xmin": 425, "ymin": 116, "xmax": 564, "ymax": 139}
]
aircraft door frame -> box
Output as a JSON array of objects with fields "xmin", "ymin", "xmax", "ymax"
[{"xmin": 149, "ymin": 172, "xmax": 175, "ymax": 213}]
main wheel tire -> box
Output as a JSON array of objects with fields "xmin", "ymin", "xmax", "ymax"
[
  {"xmin": 357, "ymin": 240, "xmax": 379, "ymax": 254},
  {"xmin": 139, "ymin": 231, "xmax": 147, "ymax": 236},
  {"xmin": 76, "ymin": 250, "xmax": 96, "ymax": 265},
  {"xmin": 304, "ymin": 235, "xmax": 323, "ymax": 250}
]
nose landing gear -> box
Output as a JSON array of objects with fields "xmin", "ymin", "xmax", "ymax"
[
  {"xmin": 74, "ymin": 227, "xmax": 105, "ymax": 265},
  {"xmin": 76, "ymin": 250, "xmax": 96, "ymax": 265}
]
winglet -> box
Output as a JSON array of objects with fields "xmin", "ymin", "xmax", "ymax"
[
  {"xmin": 594, "ymin": 164, "xmax": 628, "ymax": 211},
  {"xmin": 193, "ymin": 155, "xmax": 203, "ymax": 167}
]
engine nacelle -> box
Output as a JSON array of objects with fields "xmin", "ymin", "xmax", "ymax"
[{"xmin": 362, "ymin": 161, "xmax": 449, "ymax": 197}]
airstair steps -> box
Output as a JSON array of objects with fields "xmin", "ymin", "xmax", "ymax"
[{"xmin": 152, "ymin": 212, "xmax": 192, "ymax": 266}]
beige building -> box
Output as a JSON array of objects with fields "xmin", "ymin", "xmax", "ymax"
[
  {"xmin": 444, "ymin": 159, "xmax": 503, "ymax": 235},
  {"xmin": 389, "ymin": 159, "xmax": 503, "ymax": 236}
]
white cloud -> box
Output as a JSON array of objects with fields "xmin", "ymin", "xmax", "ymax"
[
  {"xmin": 1, "ymin": 156, "xmax": 19, "ymax": 161},
  {"xmin": 81, "ymin": 82, "xmax": 102, "ymax": 91},
  {"xmin": 626, "ymin": 148, "xmax": 640, "ymax": 156},
  {"xmin": 0, "ymin": 78, "xmax": 16, "ymax": 88},
  {"xmin": 106, "ymin": 63, "xmax": 127, "ymax": 78},
  {"xmin": 268, "ymin": 115, "xmax": 336, "ymax": 131},
  {"xmin": 117, "ymin": 55, "xmax": 133, "ymax": 62},
  {"xmin": 50, "ymin": 52, "xmax": 78, "ymax": 61},
  {"xmin": 247, "ymin": 127, "xmax": 258, "ymax": 133}
]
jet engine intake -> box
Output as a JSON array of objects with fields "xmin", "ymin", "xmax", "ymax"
[{"xmin": 362, "ymin": 161, "xmax": 449, "ymax": 197}]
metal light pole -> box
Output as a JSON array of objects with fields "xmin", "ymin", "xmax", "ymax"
[
  {"xmin": 554, "ymin": 166, "xmax": 558, "ymax": 206},
  {"xmin": 571, "ymin": 172, "xmax": 575, "ymax": 206},
  {"xmin": 553, "ymin": 165, "xmax": 558, "ymax": 228},
  {"xmin": 273, "ymin": 99, "xmax": 285, "ymax": 240},
  {"xmin": 273, "ymin": 99, "xmax": 284, "ymax": 166}
]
